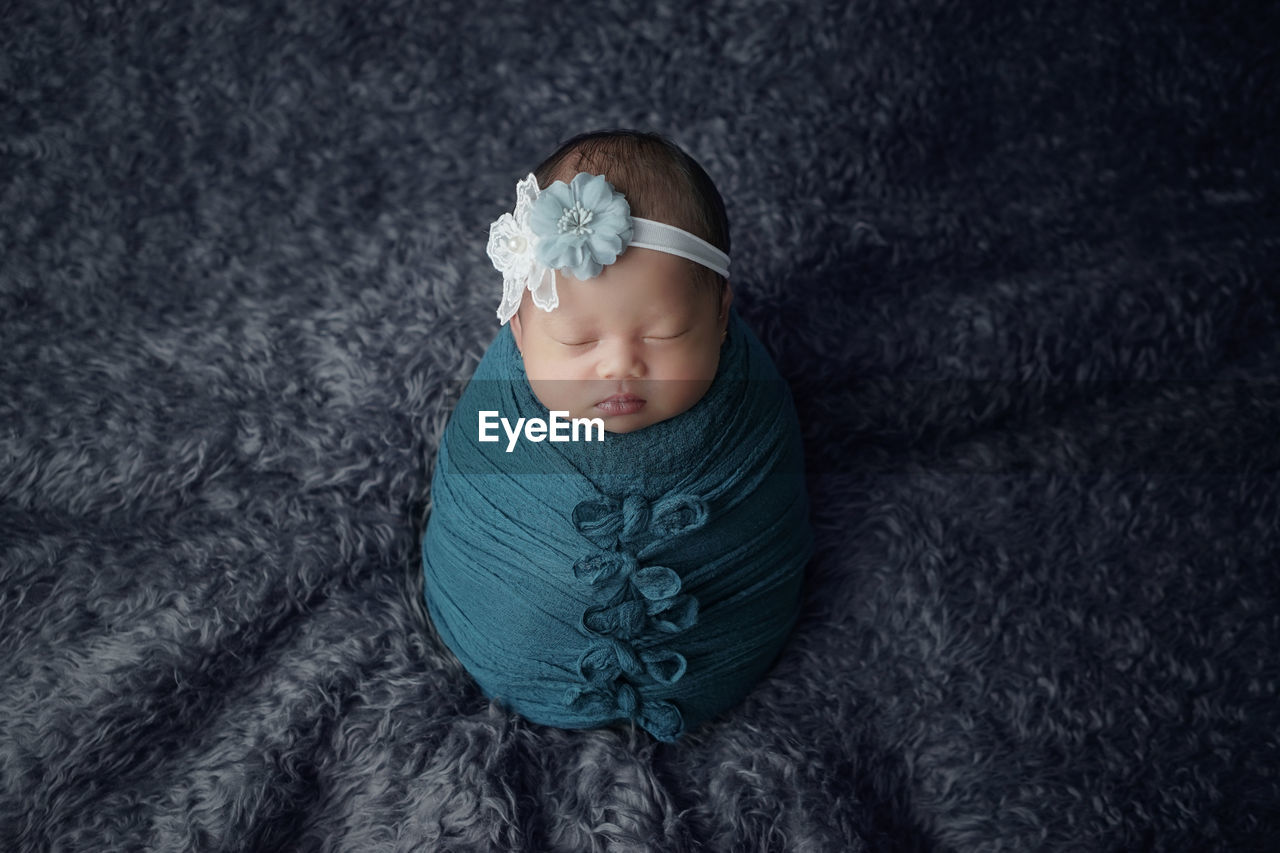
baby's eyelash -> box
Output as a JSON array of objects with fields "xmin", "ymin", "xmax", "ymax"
[{"xmin": 553, "ymin": 331, "xmax": 687, "ymax": 346}]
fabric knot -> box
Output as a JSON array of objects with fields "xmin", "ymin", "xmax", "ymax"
[
  {"xmin": 563, "ymin": 684, "xmax": 612, "ymax": 717},
  {"xmin": 646, "ymin": 593, "xmax": 699, "ymax": 633},
  {"xmin": 621, "ymin": 494, "xmax": 651, "ymax": 540},
  {"xmin": 577, "ymin": 638, "xmax": 688, "ymax": 686},
  {"xmin": 572, "ymin": 550, "xmax": 637, "ymax": 587},
  {"xmin": 575, "ymin": 560, "xmax": 696, "ymax": 639},
  {"xmin": 648, "ymin": 494, "xmax": 710, "ymax": 538},
  {"xmin": 572, "ymin": 497, "xmax": 626, "ymax": 547},
  {"xmin": 615, "ymin": 683, "xmax": 639, "ymax": 717},
  {"xmin": 567, "ymin": 489, "xmax": 710, "ymax": 741},
  {"xmin": 631, "ymin": 565, "xmax": 681, "ymax": 601},
  {"xmin": 582, "ymin": 597, "xmax": 647, "ymax": 639},
  {"xmin": 578, "ymin": 637, "xmax": 643, "ymax": 685},
  {"xmin": 639, "ymin": 648, "xmax": 688, "ymax": 684},
  {"xmin": 639, "ymin": 699, "xmax": 685, "ymax": 742},
  {"xmin": 562, "ymin": 684, "xmax": 686, "ymax": 742},
  {"xmin": 573, "ymin": 492, "xmax": 710, "ymax": 548}
]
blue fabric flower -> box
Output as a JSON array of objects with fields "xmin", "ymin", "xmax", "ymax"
[{"xmin": 529, "ymin": 172, "xmax": 633, "ymax": 280}]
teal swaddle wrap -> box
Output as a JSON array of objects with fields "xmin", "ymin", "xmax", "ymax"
[{"xmin": 421, "ymin": 309, "xmax": 811, "ymax": 741}]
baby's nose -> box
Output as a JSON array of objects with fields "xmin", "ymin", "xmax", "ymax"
[{"xmin": 596, "ymin": 339, "xmax": 646, "ymax": 379}]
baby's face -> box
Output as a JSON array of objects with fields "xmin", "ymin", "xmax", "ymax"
[{"xmin": 510, "ymin": 248, "xmax": 731, "ymax": 433}]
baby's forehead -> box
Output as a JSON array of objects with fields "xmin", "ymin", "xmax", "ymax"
[
  {"xmin": 533, "ymin": 298, "xmax": 694, "ymax": 327},
  {"xmin": 527, "ymin": 281, "xmax": 704, "ymax": 328}
]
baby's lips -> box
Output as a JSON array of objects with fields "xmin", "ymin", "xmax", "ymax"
[
  {"xmin": 596, "ymin": 390, "xmax": 644, "ymax": 404},
  {"xmin": 595, "ymin": 394, "xmax": 646, "ymax": 417}
]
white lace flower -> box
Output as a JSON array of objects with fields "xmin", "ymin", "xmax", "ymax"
[{"xmin": 487, "ymin": 173, "xmax": 553, "ymax": 324}]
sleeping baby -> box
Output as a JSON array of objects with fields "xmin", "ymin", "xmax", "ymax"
[{"xmin": 421, "ymin": 130, "xmax": 812, "ymax": 741}]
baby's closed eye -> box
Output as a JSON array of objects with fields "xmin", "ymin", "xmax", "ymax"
[{"xmin": 643, "ymin": 329, "xmax": 690, "ymax": 342}]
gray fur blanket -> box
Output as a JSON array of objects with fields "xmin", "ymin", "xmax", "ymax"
[{"xmin": 2, "ymin": 0, "xmax": 1277, "ymax": 850}]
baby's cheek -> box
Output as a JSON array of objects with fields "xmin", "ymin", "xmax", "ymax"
[
  {"xmin": 528, "ymin": 376, "xmax": 570, "ymax": 403},
  {"xmin": 527, "ymin": 377, "xmax": 600, "ymax": 421},
  {"xmin": 680, "ymin": 377, "xmax": 716, "ymax": 409},
  {"xmin": 523, "ymin": 350, "xmax": 581, "ymax": 383},
  {"xmin": 657, "ymin": 342, "xmax": 720, "ymax": 382}
]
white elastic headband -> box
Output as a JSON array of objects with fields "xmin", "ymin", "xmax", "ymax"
[
  {"xmin": 629, "ymin": 218, "xmax": 730, "ymax": 279},
  {"xmin": 487, "ymin": 172, "xmax": 730, "ymax": 325}
]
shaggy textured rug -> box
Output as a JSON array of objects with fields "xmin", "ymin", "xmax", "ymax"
[{"xmin": 2, "ymin": 0, "xmax": 1277, "ymax": 850}]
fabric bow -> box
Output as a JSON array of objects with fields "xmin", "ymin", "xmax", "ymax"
[
  {"xmin": 563, "ymin": 682, "xmax": 687, "ymax": 742},
  {"xmin": 572, "ymin": 493, "xmax": 710, "ymax": 548}
]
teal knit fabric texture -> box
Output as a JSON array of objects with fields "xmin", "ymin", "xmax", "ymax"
[{"xmin": 422, "ymin": 310, "xmax": 812, "ymax": 741}]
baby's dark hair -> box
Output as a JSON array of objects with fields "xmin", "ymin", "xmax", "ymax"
[{"xmin": 532, "ymin": 129, "xmax": 730, "ymax": 302}]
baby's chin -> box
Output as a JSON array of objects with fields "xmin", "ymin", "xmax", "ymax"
[
  {"xmin": 599, "ymin": 413, "xmax": 661, "ymax": 434},
  {"xmin": 543, "ymin": 400, "xmax": 691, "ymax": 435}
]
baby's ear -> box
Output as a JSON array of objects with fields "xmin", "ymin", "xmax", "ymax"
[
  {"xmin": 510, "ymin": 306, "xmax": 525, "ymax": 351},
  {"xmin": 718, "ymin": 281, "xmax": 734, "ymax": 327}
]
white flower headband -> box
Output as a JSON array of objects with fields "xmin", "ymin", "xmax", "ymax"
[{"xmin": 487, "ymin": 172, "xmax": 731, "ymax": 325}]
